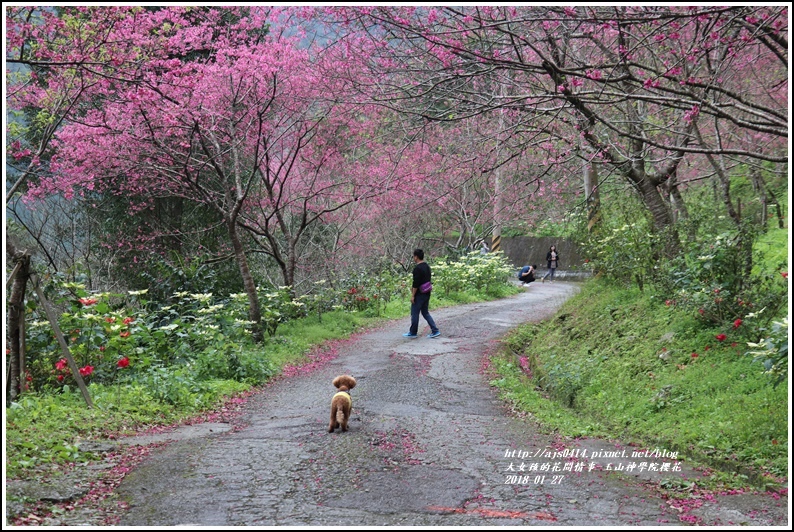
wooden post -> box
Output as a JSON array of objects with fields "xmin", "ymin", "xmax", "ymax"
[{"xmin": 31, "ymin": 274, "xmax": 93, "ymax": 408}]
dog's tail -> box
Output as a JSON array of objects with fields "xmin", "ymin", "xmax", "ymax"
[{"xmin": 336, "ymin": 409, "xmax": 345, "ymax": 424}]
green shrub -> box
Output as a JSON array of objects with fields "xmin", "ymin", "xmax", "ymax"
[
  {"xmin": 432, "ymin": 250, "xmax": 515, "ymax": 296},
  {"xmin": 746, "ymin": 317, "xmax": 789, "ymax": 388}
]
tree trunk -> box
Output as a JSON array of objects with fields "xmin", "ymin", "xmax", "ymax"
[
  {"xmin": 668, "ymin": 183, "xmax": 688, "ymax": 223},
  {"xmin": 750, "ymin": 167, "xmax": 769, "ymax": 231},
  {"xmin": 6, "ymin": 243, "xmax": 29, "ymax": 405},
  {"xmin": 228, "ymin": 220, "xmax": 264, "ymax": 342},
  {"xmin": 774, "ymin": 203, "xmax": 784, "ymax": 229},
  {"xmin": 629, "ymin": 171, "xmax": 680, "ymax": 256},
  {"xmin": 285, "ymin": 239, "xmax": 297, "ymax": 290},
  {"xmin": 583, "ymin": 156, "xmax": 601, "ymax": 233}
]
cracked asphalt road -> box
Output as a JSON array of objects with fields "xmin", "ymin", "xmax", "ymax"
[{"xmin": 114, "ymin": 282, "xmax": 788, "ymax": 526}]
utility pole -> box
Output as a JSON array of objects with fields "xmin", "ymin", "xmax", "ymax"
[
  {"xmin": 492, "ymin": 164, "xmax": 503, "ymax": 252},
  {"xmin": 491, "ymin": 79, "xmax": 507, "ymax": 253}
]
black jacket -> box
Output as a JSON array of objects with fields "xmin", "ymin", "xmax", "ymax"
[{"xmin": 412, "ymin": 261, "xmax": 431, "ymax": 289}]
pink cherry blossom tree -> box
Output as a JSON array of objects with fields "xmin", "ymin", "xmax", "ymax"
[
  {"xmin": 16, "ymin": 8, "xmax": 364, "ymax": 339},
  {"xmin": 16, "ymin": 7, "xmax": 429, "ymax": 340},
  {"xmin": 6, "ymin": 6, "xmax": 145, "ymax": 201},
  {"xmin": 318, "ymin": 6, "xmax": 787, "ymax": 254}
]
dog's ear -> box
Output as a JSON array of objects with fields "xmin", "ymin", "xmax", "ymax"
[{"xmin": 333, "ymin": 375, "xmax": 356, "ymax": 389}]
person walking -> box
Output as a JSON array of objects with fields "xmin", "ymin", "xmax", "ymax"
[
  {"xmin": 541, "ymin": 245, "xmax": 560, "ymax": 283},
  {"xmin": 403, "ymin": 248, "xmax": 441, "ymax": 339}
]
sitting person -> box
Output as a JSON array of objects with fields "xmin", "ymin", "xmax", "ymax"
[{"xmin": 518, "ymin": 264, "xmax": 537, "ymax": 285}]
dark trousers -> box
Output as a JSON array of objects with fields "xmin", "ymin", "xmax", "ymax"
[{"xmin": 410, "ymin": 292, "xmax": 439, "ymax": 335}]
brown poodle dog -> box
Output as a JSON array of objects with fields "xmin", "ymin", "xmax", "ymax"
[{"xmin": 328, "ymin": 375, "xmax": 357, "ymax": 433}]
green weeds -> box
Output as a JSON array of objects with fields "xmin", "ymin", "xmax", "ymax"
[{"xmin": 491, "ymin": 279, "xmax": 788, "ymax": 486}]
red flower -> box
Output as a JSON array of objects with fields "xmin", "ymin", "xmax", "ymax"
[
  {"xmin": 79, "ymin": 298, "xmax": 98, "ymax": 306},
  {"xmin": 731, "ymin": 342, "xmax": 738, "ymax": 347},
  {"xmin": 782, "ymin": 272, "xmax": 788, "ymax": 279},
  {"xmin": 105, "ymin": 317, "xmax": 115, "ymax": 323},
  {"xmin": 716, "ymin": 334, "xmax": 727, "ymax": 342},
  {"xmin": 665, "ymin": 300, "xmax": 672, "ymax": 306},
  {"xmin": 99, "ymin": 346, "xmax": 106, "ymax": 352},
  {"xmin": 733, "ymin": 319, "xmax": 742, "ymax": 329},
  {"xmin": 117, "ymin": 357, "xmax": 130, "ymax": 368},
  {"xmin": 691, "ymin": 352, "xmax": 699, "ymax": 358},
  {"xmin": 123, "ymin": 317, "xmax": 135, "ymax": 325},
  {"xmin": 698, "ymin": 308, "xmax": 705, "ymax": 315},
  {"xmin": 120, "ymin": 331, "xmax": 131, "ymax": 338},
  {"xmin": 56, "ymin": 375, "xmax": 64, "ymax": 382},
  {"xmin": 704, "ymin": 345, "xmax": 710, "ymax": 351},
  {"xmin": 54, "ymin": 358, "xmax": 68, "ymax": 371},
  {"xmin": 78, "ymin": 365, "xmax": 94, "ymax": 377}
]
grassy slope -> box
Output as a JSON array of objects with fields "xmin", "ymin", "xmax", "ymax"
[
  {"xmin": 752, "ymin": 226, "xmax": 789, "ymax": 274},
  {"xmin": 491, "ymin": 277, "xmax": 788, "ymax": 487}
]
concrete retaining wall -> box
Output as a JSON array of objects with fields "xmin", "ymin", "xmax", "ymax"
[{"xmin": 500, "ymin": 236, "xmax": 591, "ymax": 281}]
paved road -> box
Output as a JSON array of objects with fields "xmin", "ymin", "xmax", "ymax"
[{"xmin": 115, "ymin": 282, "xmax": 788, "ymax": 526}]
